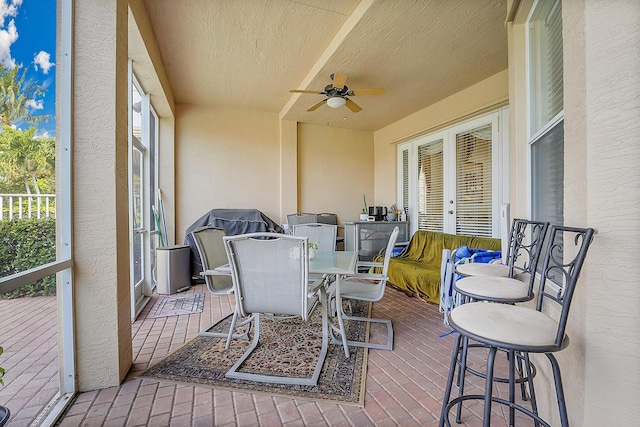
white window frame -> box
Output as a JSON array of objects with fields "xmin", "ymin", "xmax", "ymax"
[{"xmin": 526, "ymin": 0, "xmax": 564, "ymax": 225}]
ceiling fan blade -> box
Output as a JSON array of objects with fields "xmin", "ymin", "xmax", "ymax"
[
  {"xmin": 332, "ymin": 73, "xmax": 347, "ymax": 90},
  {"xmin": 290, "ymin": 89, "xmax": 323, "ymax": 94},
  {"xmin": 307, "ymin": 100, "xmax": 326, "ymax": 112},
  {"xmin": 351, "ymin": 88, "xmax": 385, "ymax": 96},
  {"xmin": 345, "ymin": 98, "xmax": 362, "ymax": 113}
]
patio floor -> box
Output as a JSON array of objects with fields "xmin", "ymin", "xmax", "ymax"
[{"xmin": 1, "ymin": 284, "xmax": 537, "ymax": 426}]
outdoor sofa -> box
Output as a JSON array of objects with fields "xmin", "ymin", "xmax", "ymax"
[{"xmin": 386, "ymin": 230, "xmax": 502, "ymax": 304}]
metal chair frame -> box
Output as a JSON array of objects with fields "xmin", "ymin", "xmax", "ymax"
[
  {"xmin": 223, "ymin": 233, "xmax": 329, "ymax": 386},
  {"xmin": 440, "ymin": 225, "xmax": 595, "ymax": 427},
  {"xmin": 190, "ymin": 226, "xmax": 251, "ymax": 345}
]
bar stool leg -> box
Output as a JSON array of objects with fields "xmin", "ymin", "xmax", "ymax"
[
  {"xmin": 508, "ymin": 350, "xmax": 516, "ymax": 426},
  {"xmin": 483, "ymin": 346, "xmax": 498, "ymax": 427},
  {"xmin": 547, "ymin": 353, "xmax": 569, "ymax": 427},
  {"xmin": 523, "ymin": 352, "xmax": 540, "ymax": 427},
  {"xmin": 516, "ymin": 351, "xmax": 529, "ymax": 401},
  {"xmin": 455, "ymin": 335, "xmax": 470, "ymax": 423},
  {"xmin": 440, "ymin": 333, "xmax": 463, "ymax": 427}
]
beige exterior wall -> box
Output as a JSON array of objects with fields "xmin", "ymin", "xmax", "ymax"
[
  {"xmin": 509, "ymin": 1, "xmax": 640, "ymax": 425},
  {"xmin": 373, "ymin": 70, "xmax": 509, "ymax": 206},
  {"xmin": 71, "ymin": 0, "xmax": 132, "ymax": 390},
  {"xmin": 297, "ymin": 123, "xmax": 374, "ymax": 223},
  {"xmin": 175, "ymin": 104, "xmax": 281, "ymax": 236},
  {"xmin": 175, "ymin": 112, "xmax": 375, "ymax": 233}
]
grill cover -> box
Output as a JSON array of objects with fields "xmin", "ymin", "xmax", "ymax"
[{"xmin": 184, "ymin": 209, "xmax": 283, "ymax": 280}]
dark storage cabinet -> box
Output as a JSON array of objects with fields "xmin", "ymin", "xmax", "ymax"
[{"xmin": 344, "ymin": 221, "xmax": 409, "ymax": 261}]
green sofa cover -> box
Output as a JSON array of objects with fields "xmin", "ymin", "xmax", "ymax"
[{"xmin": 387, "ymin": 230, "xmax": 501, "ymax": 304}]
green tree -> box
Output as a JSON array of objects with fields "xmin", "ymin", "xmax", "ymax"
[
  {"xmin": 0, "ymin": 125, "xmax": 55, "ymax": 194},
  {"xmin": 0, "ymin": 63, "xmax": 50, "ymax": 127}
]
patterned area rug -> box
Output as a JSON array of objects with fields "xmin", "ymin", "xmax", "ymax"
[
  {"xmin": 146, "ymin": 293, "xmax": 205, "ymax": 318},
  {"xmin": 141, "ymin": 300, "xmax": 371, "ymax": 406}
]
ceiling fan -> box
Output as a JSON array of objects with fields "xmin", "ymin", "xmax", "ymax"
[{"xmin": 290, "ymin": 73, "xmax": 384, "ymax": 113}]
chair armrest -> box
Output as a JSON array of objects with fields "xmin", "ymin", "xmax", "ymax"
[
  {"xmin": 202, "ymin": 266, "xmax": 231, "ymax": 276},
  {"xmin": 343, "ymin": 273, "xmax": 388, "ymax": 282},
  {"xmin": 356, "ymin": 261, "xmax": 383, "ymax": 269},
  {"xmin": 308, "ymin": 277, "xmax": 326, "ymax": 293}
]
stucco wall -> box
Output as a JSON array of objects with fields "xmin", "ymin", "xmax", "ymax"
[
  {"xmin": 579, "ymin": 1, "xmax": 640, "ymax": 425},
  {"xmin": 297, "ymin": 123, "xmax": 374, "ymax": 223},
  {"xmin": 72, "ymin": 0, "xmax": 132, "ymax": 390},
  {"xmin": 373, "ymin": 70, "xmax": 509, "ymax": 206},
  {"xmin": 175, "ymin": 104, "xmax": 281, "ymax": 237},
  {"xmin": 509, "ymin": 1, "xmax": 640, "ymax": 425}
]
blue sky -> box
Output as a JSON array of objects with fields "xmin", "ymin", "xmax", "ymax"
[{"xmin": 1, "ymin": 0, "xmax": 56, "ymax": 137}]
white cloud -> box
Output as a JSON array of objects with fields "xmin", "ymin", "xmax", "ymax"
[
  {"xmin": 34, "ymin": 129, "xmax": 51, "ymax": 139},
  {"xmin": 0, "ymin": 17, "xmax": 17, "ymax": 69},
  {"xmin": 0, "ymin": 1, "xmax": 21, "ymax": 69},
  {"xmin": 0, "ymin": 0, "xmax": 21, "ymax": 27},
  {"xmin": 26, "ymin": 99, "xmax": 43, "ymax": 110},
  {"xmin": 33, "ymin": 50, "xmax": 54, "ymax": 74}
]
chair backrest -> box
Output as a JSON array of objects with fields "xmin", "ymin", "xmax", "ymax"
[
  {"xmin": 503, "ymin": 217, "xmax": 522, "ymax": 267},
  {"xmin": 286, "ymin": 212, "xmax": 317, "ymax": 229},
  {"xmin": 509, "ymin": 219, "xmax": 550, "ymax": 282},
  {"xmin": 380, "ymin": 226, "xmax": 400, "ymax": 278},
  {"xmin": 535, "ymin": 225, "xmax": 595, "ymax": 347},
  {"xmin": 292, "ymin": 222, "xmax": 337, "ymax": 251},
  {"xmin": 190, "ymin": 226, "xmax": 233, "ymax": 294},
  {"xmin": 223, "ymin": 233, "xmax": 312, "ymax": 320},
  {"xmin": 316, "ymin": 212, "xmax": 338, "ymax": 225}
]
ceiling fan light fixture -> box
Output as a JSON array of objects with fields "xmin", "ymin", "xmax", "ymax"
[{"xmin": 326, "ymin": 96, "xmax": 347, "ymax": 109}]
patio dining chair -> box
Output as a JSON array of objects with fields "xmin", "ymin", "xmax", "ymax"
[
  {"xmin": 190, "ymin": 226, "xmax": 251, "ymax": 346},
  {"xmin": 293, "ymin": 222, "xmax": 339, "ymax": 284},
  {"xmin": 292, "ymin": 222, "xmax": 338, "ymax": 251},
  {"xmin": 286, "ymin": 212, "xmax": 317, "ymax": 231},
  {"xmin": 327, "ymin": 226, "xmax": 399, "ymax": 355},
  {"xmin": 223, "ymin": 233, "xmax": 328, "ymax": 386}
]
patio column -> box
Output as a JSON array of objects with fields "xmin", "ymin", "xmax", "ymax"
[
  {"xmin": 72, "ymin": 0, "xmax": 132, "ymax": 390},
  {"xmin": 279, "ymin": 119, "xmax": 298, "ymax": 223}
]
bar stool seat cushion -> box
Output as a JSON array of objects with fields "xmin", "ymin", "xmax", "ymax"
[
  {"xmin": 455, "ymin": 262, "xmax": 510, "ymax": 277},
  {"xmin": 454, "ymin": 276, "xmax": 529, "ymax": 302},
  {"xmin": 450, "ymin": 302, "xmax": 565, "ymax": 351}
]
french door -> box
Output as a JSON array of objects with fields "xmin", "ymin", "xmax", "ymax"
[
  {"xmin": 397, "ymin": 109, "xmax": 508, "ymax": 237},
  {"xmin": 129, "ymin": 70, "xmax": 158, "ymax": 320}
]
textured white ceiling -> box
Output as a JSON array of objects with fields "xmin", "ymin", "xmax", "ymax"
[{"xmin": 141, "ymin": 0, "xmax": 507, "ymax": 131}]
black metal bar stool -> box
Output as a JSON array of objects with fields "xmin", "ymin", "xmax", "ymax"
[
  {"xmin": 440, "ymin": 225, "xmax": 594, "ymax": 427},
  {"xmin": 451, "ymin": 219, "xmax": 549, "ymax": 421}
]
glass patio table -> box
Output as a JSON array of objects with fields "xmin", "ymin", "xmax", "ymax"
[
  {"xmin": 310, "ymin": 250, "xmax": 358, "ymax": 357},
  {"xmin": 214, "ymin": 250, "xmax": 358, "ymax": 357}
]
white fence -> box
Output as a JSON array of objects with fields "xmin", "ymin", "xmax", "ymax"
[{"xmin": 0, "ymin": 194, "xmax": 56, "ymax": 220}]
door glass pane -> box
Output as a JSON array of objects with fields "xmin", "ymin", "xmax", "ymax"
[
  {"xmin": 133, "ymin": 146, "xmax": 143, "ymax": 285},
  {"xmin": 456, "ymin": 124, "xmax": 492, "ymax": 237},
  {"xmin": 417, "ymin": 140, "xmax": 444, "ymax": 231}
]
